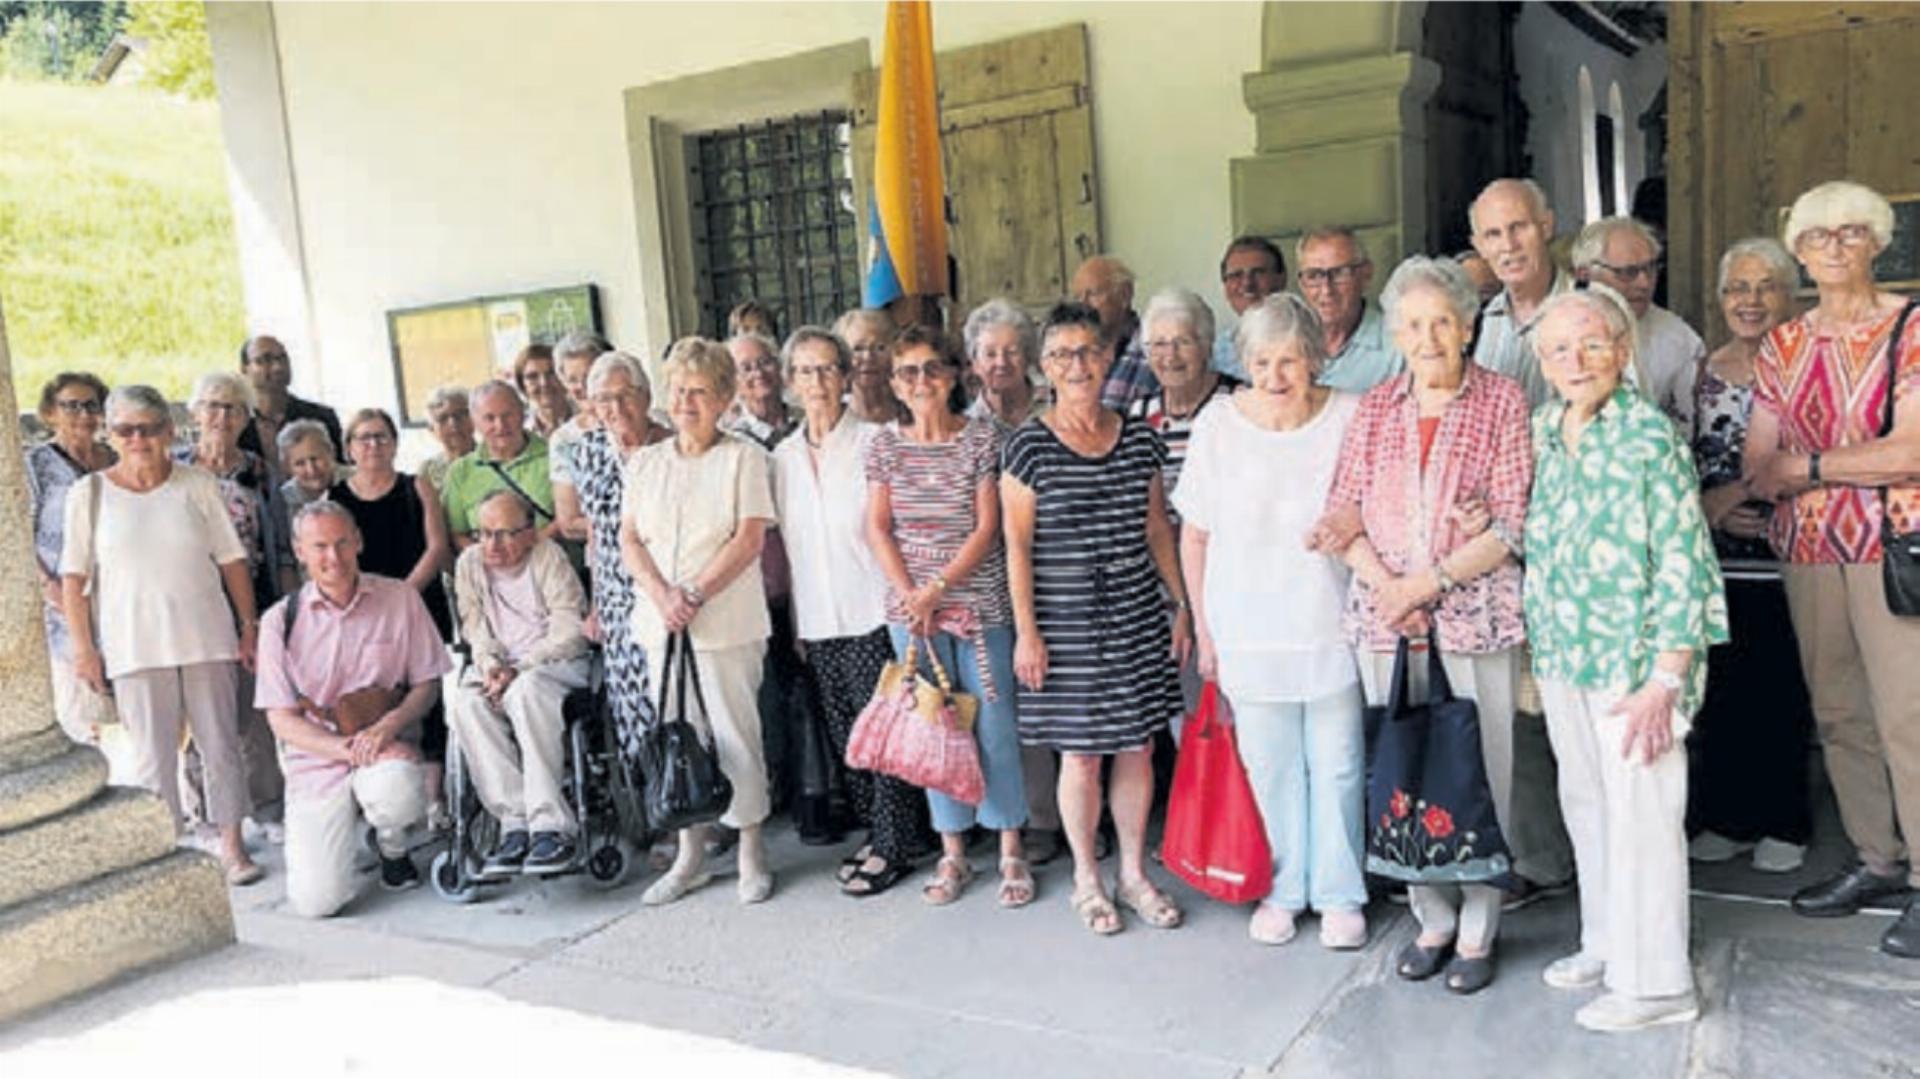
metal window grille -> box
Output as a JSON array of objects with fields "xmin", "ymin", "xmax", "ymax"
[{"xmin": 688, "ymin": 111, "xmax": 861, "ymax": 339}]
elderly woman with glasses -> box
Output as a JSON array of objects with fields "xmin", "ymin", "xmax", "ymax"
[
  {"xmin": 1004, "ymin": 301, "xmax": 1191, "ymax": 937},
  {"xmin": 866, "ymin": 326, "xmax": 1031, "ymax": 908},
  {"xmin": 621, "ymin": 338, "xmax": 778, "ymax": 905},
  {"xmin": 27, "ymin": 372, "xmax": 117, "ymax": 746},
  {"xmin": 1685, "ymin": 238, "xmax": 1813, "ymax": 876},
  {"xmin": 62, "ymin": 385, "xmax": 264, "ymax": 884},
  {"xmin": 276, "ymin": 419, "xmax": 348, "ymax": 519},
  {"xmin": 1525, "ymin": 286, "xmax": 1727, "ymax": 1032},
  {"xmin": 1745, "ymin": 181, "xmax": 1920, "ymax": 961},
  {"xmin": 1315, "ymin": 256, "xmax": 1531, "ymax": 994},
  {"xmin": 420, "ymin": 385, "xmax": 475, "ymax": 495},
  {"xmin": 1130, "ymin": 288, "xmax": 1241, "ymax": 518}
]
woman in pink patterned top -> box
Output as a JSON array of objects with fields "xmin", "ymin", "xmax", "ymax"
[
  {"xmin": 1313, "ymin": 256, "xmax": 1532, "ymax": 994},
  {"xmin": 1745, "ymin": 180, "xmax": 1920, "ymax": 959}
]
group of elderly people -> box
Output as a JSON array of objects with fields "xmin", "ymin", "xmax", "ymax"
[{"xmin": 27, "ymin": 174, "xmax": 1920, "ymax": 1031}]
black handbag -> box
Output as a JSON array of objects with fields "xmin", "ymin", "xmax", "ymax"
[
  {"xmin": 1363, "ymin": 638, "xmax": 1513, "ymax": 886},
  {"xmin": 789, "ymin": 663, "xmax": 842, "ymax": 843},
  {"xmin": 637, "ymin": 630, "xmax": 734, "ymax": 832},
  {"xmin": 1878, "ymin": 299, "xmax": 1920, "ymax": 615}
]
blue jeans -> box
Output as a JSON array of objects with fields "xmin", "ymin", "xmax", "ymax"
[
  {"xmin": 887, "ymin": 624, "xmax": 1027, "ymax": 834},
  {"xmin": 1231, "ymin": 684, "xmax": 1367, "ymax": 912}
]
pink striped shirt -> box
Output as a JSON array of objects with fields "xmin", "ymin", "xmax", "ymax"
[{"xmin": 863, "ymin": 416, "xmax": 1012, "ymax": 627}]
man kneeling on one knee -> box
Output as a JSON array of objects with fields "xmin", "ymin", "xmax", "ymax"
[
  {"xmin": 452, "ymin": 490, "xmax": 594, "ymax": 877},
  {"xmin": 256, "ymin": 501, "xmax": 453, "ymax": 917}
]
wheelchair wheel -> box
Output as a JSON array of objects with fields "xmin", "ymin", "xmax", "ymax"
[
  {"xmin": 583, "ymin": 836, "xmax": 635, "ymax": 890},
  {"xmin": 429, "ymin": 848, "xmax": 479, "ymax": 904}
]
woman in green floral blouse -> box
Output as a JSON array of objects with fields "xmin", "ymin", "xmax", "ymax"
[{"xmin": 1524, "ymin": 287, "xmax": 1729, "ymax": 1035}]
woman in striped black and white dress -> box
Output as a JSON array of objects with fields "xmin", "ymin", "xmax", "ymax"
[{"xmin": 1003, "ymin": 301, "xmax": 1193, "ymax": 937}]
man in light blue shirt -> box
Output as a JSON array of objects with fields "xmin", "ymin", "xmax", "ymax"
[
  {"xmin": 1211, "ymin": 235, "xmax": 1288, "ymax": 380},
  {"xmin": 1468, "ymin": 178, "xmax": 1573, "ymax": 410},
  {"xmin": 1296, "ymin": 226, "xmax": 1406, "ymax": 393}
]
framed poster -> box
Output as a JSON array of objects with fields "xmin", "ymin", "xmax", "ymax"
[{"xmin": 387, "ymin": 283, "xmax": 602, "ymax": 425}]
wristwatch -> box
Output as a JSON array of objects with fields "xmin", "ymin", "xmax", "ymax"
[
  {"xmin": 1649, "ymin": 667, "xmax": 1685, "ymax": 694},
  {"xmin": 1433, "ymin": 564, "xmax": 1460, "ymax": 594},
  {"xmin": 1808, "ymin": 451, "xmax": 1823, "ymax": 486},
  {"xmin": 680, "ymin": 581, "xmax": 706, "ymax": 607}
]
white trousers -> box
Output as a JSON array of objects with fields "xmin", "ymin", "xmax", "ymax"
[
  {"xmin": 1538, "ymin": 679, "xmax": 1693, "ymax": 999},
  {"xmin": 644, "ymin": 640, "xmax": 768, "ymax": 829},
  {"xmin": 284, "ymin": 759, "xmax": 426, "ymax": 919},
  {"xmin": 448, "ymin": 658, "xmax": 593, "ymax": 835}
]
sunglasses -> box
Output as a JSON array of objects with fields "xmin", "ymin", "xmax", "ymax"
[{"xmin": 54, "ymin": 398, "xmax": 103, "ymax": 415}]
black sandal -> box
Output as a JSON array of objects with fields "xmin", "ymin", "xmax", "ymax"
[
  {"xmin": 842, "ymin": 857, "xmax": 912, "ymax": 898},
  {"xmin": 836, "ymin": 844, "xmax": 875, "ymax": 885},
  {"xmin": 1396, "ymin": 938, "xmax": 1454, "ymax": 981},
  {"xmin": 1444, "ymin": 953, "xmax": 1496, "ymax": 995}
]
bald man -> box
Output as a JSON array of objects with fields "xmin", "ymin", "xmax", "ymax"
[
  {"xmin": 1072, "ymin": 255, "xmax": 1156, "ymax": 411},
  {"xmin": 1468, "ymin": 179, "xmax": 1575, "ymax": 410}
]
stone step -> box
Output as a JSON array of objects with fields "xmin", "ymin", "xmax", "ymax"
[
  {"xmin": 0, "ymin": 737, "xmax": 107, "ymax": 833},
  {"xmin": 0, "ymin": 849, "xmax": 234, "ymax": 1022},
  {"xmin": 0, "ymin": 787, "xmax": 177, "ymax": 910}
]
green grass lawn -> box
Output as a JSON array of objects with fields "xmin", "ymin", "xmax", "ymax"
[{"xmin": 0, "ymin": 77, "xmax": 243, "ymax": 409}]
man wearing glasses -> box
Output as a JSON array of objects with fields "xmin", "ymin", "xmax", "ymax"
[
  {"xmin": 1211, "ymin": 235, "xmax": 1289, "ymax": 379},
  {"xmin": 237, "ymin": 334, "xmax": 346, "ymax": 469},
  {"xmin": 1295, "ymin": 226, "xmax": 1405, "ymax": 393},
  {"xmin": 1572, "ymin": 216, "xmax": 1707, "ymax": 432}
]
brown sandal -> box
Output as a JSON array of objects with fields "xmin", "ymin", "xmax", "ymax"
[
  {"xmin": 922, "ymin": 855, "xmax": 974, "ymax": 906},
  {"xmin": 1116, "ymin": 878, "xmax": 1183, "ymax": 929},
  {"xmin": 1071, "ymin": 883, "xmax": 1123, "ymax": 936},
  {"xmin": 997, "ymin": 856, "xmax": 1035, "ymax": 908}
]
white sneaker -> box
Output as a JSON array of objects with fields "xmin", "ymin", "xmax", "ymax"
[
  {"xmin": 1318, "ymin": 908, "xmax": 1368, "ymax": 950},
  {"xmin": 260, "ymin": 821, "xmax": 286, "ymax": 846},
  {"xmin": 1751, "ymin": 838, "xmax": 1806, "ymax": 874},
  {"xmin": 1575, "ymin": 991, "xmax": 1699, "ymax": 1032},
  {"xmin": 1543, "ymin": 952, "xmax": 1606, "ymax": 990},
  {"xmin": 1248, "ymin": 903, "xmax": 1298, "ymax": 945},
  {"xmin": 1688, "ymin": 831, "xmax": 1753, "ymax": 863}
]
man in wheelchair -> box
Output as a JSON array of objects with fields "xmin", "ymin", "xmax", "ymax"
[{"xmin": 450, "ymin": 491, "xmax": 594, "ymax": 877}]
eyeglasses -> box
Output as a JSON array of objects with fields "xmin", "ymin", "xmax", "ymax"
[
  {"xmin": 1798, "ymin": 224, "xmax": 1875, "ymax": 249},
  {"xmin": 1721, "ymin": 281, "xmax": 1788, "ymax": 300},
  {"xmin": 891, "ymin": 361, "xmax": 951, "ymax": 383},
  {"xmin": 1042, "ymin": 346, "xmax": 1103, "ymax": 367},
  {"xmin": 789, "ymin": 364, "xmax": 842, "ymax": 382},
  {"xmin": 589, "ymin": 389, "xmax": 643, "ymax": 408},
  {"xmin": 734, "ymin": 356, "xmax": 778, "ymax": 374},
  {"xmin": 430, "ymin": 409, "xmax": 470, "ymax": 424},
  {"xmin": 1145, "ymin": 335, "xmax": 1200, "ymax": 355},
  {"xmin": 1538, "ymin": 338, "xmax": 1621, "ymax": 366},
  {"xmin": 473, "ymin": 524, "xmax": 535, "ymax": 544},
  {"xmin": 1591, "ymin": 259, "xmax": 1659, "ymax": 283},
  {"xmin": 247, "ymin": 351, "xmax": 290, "ymax": 366},
  {"xmin": 1298, "ymin": 263, "xmax": 1367, "ymax": 289},
  {"xmin": 850, "ymin": 343, "xmax": 890, "ymax": 357},
  {"xmin": 197, "ymin": 400, "xmax": 245, "ymax": 416},
  {"xmin": 54, "ymin": 398, "xmax": 102, "ymax": 415},
  {"xmin": 110, "ymin": 421, "xmax": 166, "ymax": 440},
  {"xmin": 350, "ymin": 432, "xmax": 394, "ymax": 446}
]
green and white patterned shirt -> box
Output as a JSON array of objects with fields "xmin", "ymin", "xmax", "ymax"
[{"xmin": 1524, "ymin": 385, "xmax": 1729, "ymax": 715}]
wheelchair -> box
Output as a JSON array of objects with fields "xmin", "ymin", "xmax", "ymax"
[{"xmin": 429, "ymin": 652, "xmax": 653, "ymax": 903}]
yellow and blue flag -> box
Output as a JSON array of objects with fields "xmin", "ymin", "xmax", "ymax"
[{"xmin": 863, "ymin": 0, "xmax": 949, "ymax": 308}]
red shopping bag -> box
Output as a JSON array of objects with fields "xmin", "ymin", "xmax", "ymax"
[{"xmin": 1161, "ymin": 684, "xmax": 1272, "ymax": 904}]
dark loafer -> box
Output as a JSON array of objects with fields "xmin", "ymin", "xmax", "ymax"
[
  {"xmin": 1396, "ymin": 938, "xmax": 1454, "ymax": 981},
  {"xmin": 1791, "ymin": 865, "xmax": 1909, "ymax": 918},
  {"xmin": 1444, "ymin": 953, "xmax": 1496, "ymax": 995},
  {"xmin": 1881, "ymin": 896, "xmax": 1920, "ymax": 959},
  {"xmin": 481, "ymin": 829, "xmax": 531, "ymax": 880}
]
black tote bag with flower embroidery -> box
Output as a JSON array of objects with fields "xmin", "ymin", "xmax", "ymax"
[{"xmin": 1363, "ymin": 638, "xmax": 1514, "ymax": 886}]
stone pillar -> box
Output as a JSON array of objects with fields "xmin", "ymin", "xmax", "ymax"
[
  {"xmin": 0, "ymin": 297, "xmax": 234, "ymax": 1021},
  {"xmin": 1230, "ymin": 1, "xmax": 1440, "ymax": 289}
]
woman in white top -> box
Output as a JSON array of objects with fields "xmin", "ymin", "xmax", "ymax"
[
  {"xmin": 772, "ymin": 327, "xmax": 932, "ymax": 897},
  {"xmin": 620, "ymin": 337, "xmax": 778, "ymax": 906},
  {"xmin": 1175, "ymin": 294, "xmax": 1365, "ymax": 950},
  {"xmin": 61, "ymin": 385, "xmax": 264, "ymax": 885}
]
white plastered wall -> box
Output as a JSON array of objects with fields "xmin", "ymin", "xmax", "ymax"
[{"xmin": 211, "ymin": 1, "xmax": 1260, "ymax": 421}]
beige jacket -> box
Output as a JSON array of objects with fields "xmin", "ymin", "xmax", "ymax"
[{"xmin": 454, "ymin": 539, "xmax": 590, "ymax": 676}]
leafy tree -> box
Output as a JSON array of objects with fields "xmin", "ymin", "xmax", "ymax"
[
  {"xmin": 125, "ymin": 0, "xmax": 211, "ymax": 98},
  {"xmin": 0, "ymin": 1, "xmax": 125, "ymax": 80}
]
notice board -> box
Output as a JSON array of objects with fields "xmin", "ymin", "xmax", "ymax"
[{"xmin": 387, "ymin": 284, "xmax": 602, "ymax": 425}]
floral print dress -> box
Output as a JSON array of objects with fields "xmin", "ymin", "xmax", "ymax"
[{"xmin": 1691, "ymin": 368, "xmax": 1773, "ymax": 562}]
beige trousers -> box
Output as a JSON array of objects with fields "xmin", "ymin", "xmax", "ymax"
[
  {"xmin": 644, "ymin": 640, "xmax": 769, "ymax": 829},
  {"xmin": 113, "ymin": 661, "xmax": 247, "ymax": 829},
  {"xmin": 285, "ymin": 759, "xmax": 426, "ymax": 919},
  {"xmin": 1360, "ymin": 646, "xmax": 1519, "ymax": 954},
  {"xmin": 1538, "ymin": 679, "xmax": 1693, "ymax": 1000},
  {"xmin": 1782, "ymin": 562, "xmax": 1920, "ymax": 885},
  {"xmin": 449, "ymin": 657, "xmax": 593, "ymax": 835}
]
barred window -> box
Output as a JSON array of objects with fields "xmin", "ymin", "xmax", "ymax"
[{"xmin": 689, "ymin": 111, "xmax": 861, "ymax": 338}]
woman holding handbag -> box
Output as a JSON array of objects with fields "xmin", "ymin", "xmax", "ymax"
[
  {"xmin": 865, "ymin": 326, "xmax": 1031, "ymax": 909},
  {"xmin": 1744, "ymin": 180, "xmax": 1920, "ymax": 961},
  {"xmin": 1314, "ymin": 257, "xmax": 1531, "ymax": 993},
  {"xmin": 1176, "ymin": 294, "xmax": 1364, "ymax": 949},
  {"xmin": 620, "ymin": 338, "xmax": 779, "ymax": 906}
]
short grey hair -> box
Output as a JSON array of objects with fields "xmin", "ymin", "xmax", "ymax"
[
  {"xmin": 1570, "ymin": 216, "xmax": 1663, "ymax": 271},
  {"xmin": 1467, "ymin": 177, "xmax": 1553, "ymax": 234},
  {"xmin": 276, "ymin": 418, "xmax": 336, "ymax": 458},
  {"xmin": 424, "ymin": 384, "xmax": 468, "ymax": 416},
  {"xmin": 1533, "ymin": 285, "xmax": 1638, "ymax": 357},
  {"xmin": 1717, "ymin": 237, "xmax": 1798, "ymax": 294},
  {"xmin": 1782, "ymin": 180, "xmax": 1895, "ymax": 251},
  {"xmin": 833, "ymin": 307, "xmax": 895, "ymax": 341},
  {"xmin": 190, "ymin": 370, "xmax": 257, "ymax": 412},
  {"xmin": 475, "ymin": 488, "xmax": 535, "ymax": 527},
  {"xmin": 1295, "ymin": 226, "xmax": 1372, "ymax": 267},
  {"xmin": 470, "ymin": 379, "xmax": 525, "ymax": 413},
  {"xmin": 105, "ymin": 384, "xmax": 172, "ymax": 425},
  {"xmin": 1235, "ymin": 293, "xmax": 1326, "ymax": 370},
  {"xmin": 585, "ymin": 350, "xmax": 651, "ymax": 397},
  {"xmin": 553, "ymin": 330, "xmax": 612, "ymax": 366},
  {"xmin": 1141, "ymin": 288, "xmax": 1217, "ymax": 357},
  {"xmin": 961, "ymin": 299, "xmax": 1038, "ymax": 367},
  {"xmin": 1380, "ymin": 255, "xmax": 1482, "ymax": 334},
  {"xmin": 781, "ymin": 326, "xmax": 851, "ymax": 378},
  {"xmin": 728, "ymin": 332, "xmax": 780, "ymax": 364},
  {"xmin": 292, "ymin": 498, "xmax": 360, "ymax": 541}
]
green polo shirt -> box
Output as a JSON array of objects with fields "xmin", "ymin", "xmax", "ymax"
[{"xmin": 441, "ymin": 435, "xmax": 554, "ymax": 536}]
